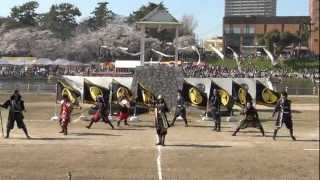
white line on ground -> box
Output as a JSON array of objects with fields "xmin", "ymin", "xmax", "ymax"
[
  {"xmin": 304, "ymin": 149, "xmax": 320, "ymax": 151},
  {"xmin": 156, "ymin": 135, "xmax": 163, "ymax": 180}
]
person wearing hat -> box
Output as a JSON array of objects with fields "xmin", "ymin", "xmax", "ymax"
[
  {"xmin": 209, "ymin": 88, "xmax": 221, "ymax": 132},
  {"xmin": 232, "ymin": 101, "xmax": 265, "ymax": 136},
  {"xmin": 86, "ymin": 96, "xmax": 114, "ymax": 129},
  {"xmin": 59, "ymin": 94, "xmax": 73, "ymax": 135},
  {"xmin": 170, "ymin": 91, "xmax": 188, "ymax": 127},
  {"xmin": 272, "ymin": 91, "xmax": 296, "ymax": 141},
  {"xmin": 0, "ymin": 90, "xmax": 30, "ymax": 139},
  {"xmin": 154, "ymin": 94, "xmax": 169, "ymax": 146}
]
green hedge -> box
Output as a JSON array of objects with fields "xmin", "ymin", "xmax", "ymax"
[
  {"xmin": 280, "ymin": 59, "xmax": 320, "ymax": 70},
  {"xmin": 207, "ymin": 58, "xmax": 319, "ymax": 71}
]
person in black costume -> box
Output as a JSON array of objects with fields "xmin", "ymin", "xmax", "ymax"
[
  {"xmin": 170, "ymin": 91, "xmax": 188, "ymax": 127},
  {"xmin": 209, "ymin": 89, "xmax": 221, "ymax": 132},
  {"xmin": 154, "ymin": 95, "xmax": 169, "ymax": 146},
  {"xmin": 272, "ymin": 91, "xmax": 296, "ymax": 141},
  {"xmin": 0, "ymin": 90, "xmax": 30, "ymax": 139},
  {"xmin": 86, "ymin": 96, "xmax": 114, "ymax": 129},
  {"xmin": 232, "ymin": 101, "xmax": 265, "ymax": 136}
]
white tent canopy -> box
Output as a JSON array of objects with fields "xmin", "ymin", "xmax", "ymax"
[
  {"xmin": 114, "ymin": 60, "xmax": 141, "ymax": 69},
  {"xmin": 34, "ymin": 58, "xmax": 54, "ymax": 65},
  {"xmin": 53, "ymin": 59, "xmax": 83, "ymax": 65},
  {"xmin": 0, "ymin": 57, "xmax": 85, "ymax": 65}
]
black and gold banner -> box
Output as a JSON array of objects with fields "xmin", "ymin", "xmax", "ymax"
[
  {"xmin": 136, "ymin": 83, "xmax": 156, "ymax": 107},
  {"xmin": 232, "ymin": 81, "xmax": 252, "ymax": 107},
  {"xmin": 57, "ymin": 80, "xmax": 81, "ymax": 106},
  {"xmin": 256, "ymin": 81, "xmax": 280, "ymax": 106},
  {"xmin": 209, "ymin": 81, "xmax": 231, "ymax": 107},
  {"xmin": 182, "ymin": 81, "xmax": 207, "ymax": 108},
  {"xmin": 111, "ymin": 80, "xmax": 133, "ymax": 102},
  {"xmin": 83, "ymin": 79, "xmax": 109, "ymax": 104}
]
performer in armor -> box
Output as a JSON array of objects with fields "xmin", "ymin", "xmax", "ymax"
[
  {"xmin": 272, "ymin": 92, "xmax": 296, "ymax": 141},
  {"xmin": 209, "ymin": 89, "xmax": 221, "ymax": 132},
  {"xmin": 59, "ymin": 94, "xmax": 73, "ymax": 135},
  {"xmin": 154, "ymin": 95, "xmax": 169, "ymax": 146},
  {"xmin": 117, "ymin": 96, "xmax": 130, "ymax": 127},
  {"xmin": 232, "ymin": 101, "xmax": 265, "ymax": 136},
  {"xmin": 170, "ymin": 91, "xmax": 188, "ymax": 127},
  {"xmin": 86, "ymin": 96, "xmax": 114, "ymax": 129},
  {"xmin": 1, "ymin": 90, "xmax": 30, "ymax": 139}
]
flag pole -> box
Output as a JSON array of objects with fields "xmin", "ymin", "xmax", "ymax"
[
  {"xmin": 79, "ymin": 78, "xmax": 87, "ymax": 121},
  {"xmin": 0, "ymin": 108, "xmax": 4, "ymax": 137},
  {"xmin": 108, "ymin": 82, "xmax": 113, "ymax": 121},
  {"xmin": 129, "ymin": 98, "xmax": 139, "ymax": 122},
  {"xmin": 202, "ymin": 93, "xmax": 211, "ymax": 121},
  {"xmin": 51, "ymin": 82, "xmax": 59, "ymax": 121}
]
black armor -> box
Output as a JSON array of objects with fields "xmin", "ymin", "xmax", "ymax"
[
  {"xmin": 1, "ymin": 91, "xmax": 30, "ymax": 139},
  {"xmin": 154, "ymin": 97, "xmax": 169, "ymax": 146},
  {"xmin": 273, "ymin": 98, "xmax": 296, "ymax": 141},
  {"xmin": 209, "ymin": 94, "xmax": 221, "ymax": 132},
  {"xmin": 171, "ymin": 95, "xmax": 188, "ymax": 127},
  {"xmin": 232, "ymin": 106, "xmax": 265, "ymax": 136}
]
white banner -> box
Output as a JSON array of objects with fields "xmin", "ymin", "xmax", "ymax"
[{"xmin": 62, "ymin": 76, "xmax": 133, "ymax": 97}]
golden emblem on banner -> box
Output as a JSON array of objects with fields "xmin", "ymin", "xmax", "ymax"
[
  {"xmin": 218, "ymin": 89, "xmax": 230, "ymax": 106},
  {"xmin": 117, "ymin": 87, "xmax": 131, "ymax": 100},
  {"xmin": 142, "ymin": 90, "xmax": 154, "ymax": 105},
  {"xmin": 189, "ymin": 87, "xmax": 203, "ymax": 105},
  {"xmin": 90, "ymin": 86, "xmax": 103, "ymax": 102},
  {"xmin": 238, "ymin": 88, "xmax": 247, "ymax": 105},
  {"xmin": 262, "ymin": 88, "xmax": 278, "ymax": 104},
  {"xmin": 62, "ymin": 88, "xmax": 76, "ymax": 104}
]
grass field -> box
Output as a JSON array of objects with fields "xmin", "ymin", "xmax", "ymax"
[{"xmin": 0, "ymin": 94, "xmax": 318, "ymax": 180}]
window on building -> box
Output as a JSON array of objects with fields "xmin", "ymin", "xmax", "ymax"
[
  {"xmin": 245, "ymin": 24, "xmax": 255, "ymax": 34},
  {"xmin": 233, "ymin": 26, "xmax": 241, "ymax": 34},
  {"xmin": 224, "ymin": 24, "xmax": 231, "ymax": 34}
]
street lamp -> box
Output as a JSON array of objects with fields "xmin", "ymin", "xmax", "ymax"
[
  {"xmin": 178, "ymin": 46, "xmax": 201, "ymax": 65},
  {"xmin": 227, "ymin": 46, "xmax": 242, "ymax": 73}
]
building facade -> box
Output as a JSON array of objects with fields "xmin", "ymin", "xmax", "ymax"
[
  {"xmin": 203, "ymin": 37, "xmax": 224, "ymax": 52},
  {"xmin": 309, "ymin": 0, "xmax": 319, "ymax": 55},
  {"xmin": 223, "ymin": 16, "xmax": 310, "ymax": 52},
  {"xmin": 225, "ymin": 0, "xmax": 277, "ymax": 17}
]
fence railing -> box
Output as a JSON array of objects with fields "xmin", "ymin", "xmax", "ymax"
[
  {"xmin": 0, "ymin": 83, "xmax": 56, "ymax": 93},
  {"xmin": 274, "ymin": 85, "xmax": 319, "ymax": 96}
]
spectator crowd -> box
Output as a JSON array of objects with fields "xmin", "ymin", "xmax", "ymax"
[
  {"xmin": 182, "ymin": 63, "xmax": 319, "ymax": 82},
  {"xmin": 0, "ymin": 63, "xmax": 319, "ymax": 83}
]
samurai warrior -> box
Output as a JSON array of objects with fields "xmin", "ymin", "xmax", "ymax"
[
  {"xmin": 272, "ymin": 91, "xmax": 296, "ymax": 141},
  {"xmin": 59, "ymin": 94, "xmax": 73, "ymax": 135},
  {"xmin": 171, "ymin": 91, "xmax": 188, "ymax": 127},
  {"xmin": 86, "ymin": 96, "xmax": 114, "ymax": 129},
  {"xmin": 232, "ymin": 101, "xmax": 265, "ymax": 136},
  {"xmin": 117, "ymin": 96, "xmax": 131, "ymax": 127},
  {"xmin": 154, "ymin": 95, "xmax": 169, "ymax": 146},
  {"xmin": 1, "ymin": 90, "xmax": 30, "ymax": 139},
  {"xmin": 209, "ymin": 89, "xmax": 221, "ymax": 132}
]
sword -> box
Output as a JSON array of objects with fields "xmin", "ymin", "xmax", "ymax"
[
  {"xmin": 278, "ymin": 108, "xmax": 284, "ymax": 128},
  {"xmin": 155, "ymin": 106, "xmax": 158, "ymax": 127},
  {"xmin": 0, "ymin": 109, "xmax": 4, "ymax": 137}
]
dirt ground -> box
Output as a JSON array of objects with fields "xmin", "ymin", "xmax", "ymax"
[{"xmin": 0, "ymin": 93, "xmax": 318, "ymax": 180}]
